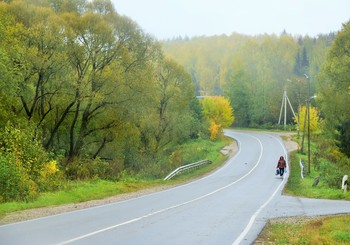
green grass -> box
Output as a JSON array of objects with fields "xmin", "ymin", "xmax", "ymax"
[
  {"xmin": 169, "ymin": 136, "xmax": 232, "ymax": 182},
  {"xmin": 3, "ymin": 131, "xmax": 349, "ymax": 243},
  {"xmin": 284, "ymin": 149, "xmax": 350, "ymax": 200},
  {"xmin": 0, "ymin": 136, "xmax": 232, "ymax": 219},
  {"xmin": 0, "ymin": 179, "xmax": 163, "ymax": 219},
  {"xmin": 258, "ymin": 215, "xmax": 350, "ymax": 244},
  {"xmin": 258, "ymin": 133, "xmax": 350, "ymax": 243}
]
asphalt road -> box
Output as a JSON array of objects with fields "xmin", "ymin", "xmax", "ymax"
[{"xmin": 1, "ymin": 130, "xmax": 350, "ymax": 245}]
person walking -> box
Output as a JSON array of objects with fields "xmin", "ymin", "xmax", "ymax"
[{"xmin": 276, "ymin": 156, "xmax": 287, "ymax": 177}]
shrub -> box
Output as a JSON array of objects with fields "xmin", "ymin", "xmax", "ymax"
[
  {"xmin": 319, "ymin": 159, "xmax": 343, "ymax": 189},
  {"xmin": 64, "ymin": 158, "xmax": 123, "ymax": 180},
  {"xmin": 0, "ymin": 123, "xmax": 57, "ymax": 201}
]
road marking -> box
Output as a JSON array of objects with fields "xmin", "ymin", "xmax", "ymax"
[
  {"xmin": 232, "ymin": 178, "xmax": 285, "ymax": 245},
  {"xmin": 58, "ymin": 132, "xmax": 264, "ymax": 244},
  {"xmin": 232, "ymin": 133, "xmax": 288, "ymax": 245}
]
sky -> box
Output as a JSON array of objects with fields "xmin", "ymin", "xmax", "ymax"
[{"xmin": 112, "ymin": 0, "xmax": 350, "ymax": 40}]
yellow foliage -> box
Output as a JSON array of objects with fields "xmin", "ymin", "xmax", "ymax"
[
  {"xmin": 41, "ymin": 160, "xmax": 59, "ymax": 178},
  {"xmin": 294, "ymin": 105, "xmax": 320, "ymax": 132},
  {"xmin": 209, "ymin": 121, "xmax": 220, "ymax": 140},
  {"xmin": 202, "ymin": 96, "xmax": 234, "ymax": 140}
]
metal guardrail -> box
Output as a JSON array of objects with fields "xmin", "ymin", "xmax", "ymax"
[{"xmin": 163, "ymin": 159, "xmax": 212, "ymax": 181}]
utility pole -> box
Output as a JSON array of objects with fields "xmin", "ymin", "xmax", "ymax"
[
  {"xmin": 305, "ymin": 74, "xmax": 311, "ymax": 174},
  {"xmin": 278, "ymin": 88, "xmax": 297, "ymax": 129}
]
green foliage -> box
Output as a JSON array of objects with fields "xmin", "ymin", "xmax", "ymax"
[
  {"xmin": 0, "ymin": 0, "xmax": 203, "ymax": 186},
  {"xmin": 0, "ymin": 123, "xmax": 61, "ymax": 202},
  {"xmin": 336, "ymin": 120, "xmax": 350, "ymax": 157},
  {"xmin": 0, "ymin": 152, "xmax": 23, "ymax": 202},
  {"xmin": 318, "ymin": 20, "xmax": 350, "ymax": 156},
  {"xmin": 224, "ymin": 69, "xmax": 251, "ymax": 127},
  {"xmin": 285, "ymin": 134, "xmax": 350, "ymax": 200},
  {"xmin": 318, "ymin": 159, "xmax": 343, "ymax": 189},
  {"xmin": 64, "ymin": 158, "xmax": 123, "ymax": 181},
  {"xmin": 163, "ymin": 34, "xmax": 333, "ymax": 127},
  {"xmin": 293, "ymin": 47, "xmax": 309, "ymax": 76}
]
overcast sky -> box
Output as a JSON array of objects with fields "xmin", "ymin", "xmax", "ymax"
[{"xmin": 111, "ymin": 0, "xmax": 350, "ymax": 40}]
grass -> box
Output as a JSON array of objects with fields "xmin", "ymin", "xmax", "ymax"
[
  {"xmin": 284, "ymin": 150, "xmax": 350, "ymax": 200},
  {"xmin": 0, "ymin": 136, "xmax": 232, "ymax": 219},
  {"xmin": 169, "ymin": 136, "xmax": 232, "ymax": 182},
  {"xmin": 258, "ymin": 215, "xmax": 350, "ymax": 245},
  {"xmin": 2, "ymin": 130, "xmax": 349, "ymax": 243},
  {"xmin": 257, "ymin": 133, "xmax": 350, "ymax": 243},
  {"xmin": 0, "ymin": 179, "xmax": 163, "ymax": 219}
]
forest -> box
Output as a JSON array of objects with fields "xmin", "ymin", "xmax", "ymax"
[
  {"xmin": 163, "ymin": 20, "xmax": 350, "ymax": 190},
  {"xmin": 1, "ymin": 0, "xmax": 231, "ymax": 202},
  {"xmin": 1, "ymin": 0, "xmax": 350, "ymax": 203},
  {"xmin": 162, "ymin": 32, "xmax": 334, "ymax": 128}
]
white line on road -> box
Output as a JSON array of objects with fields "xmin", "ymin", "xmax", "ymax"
[
  {"xmin": 232, "ymin": 133, "xmax": 288, "ymax": 245},
  {"xmin": 232, "ymin": 178, "xmax": 286, "ymax": 245},
  {"xmin": 58, "ymin": 133, "xmax": 264, "ymax": 245}
]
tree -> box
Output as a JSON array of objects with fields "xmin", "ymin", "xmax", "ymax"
[
  {"xmin": 0, "ymin": 0, "xmax": 179, "ymax": 174},
  {"xmin": 318, "ymin": 20, "xmax": 350, "ymax": 156},
  {"xmin": 163, "ymin": 33, "xmax": 335, "ymax": 128},
  {"xmin": 223, "ymin": 67, "xmax": 251, "ymax": 127},
  {"xmin": 202, "ymin": 96, "xmax": 234, "ymax": 140},
  {"xmin": 293, "ymin": 105, "xmax": 320, "ymax": 133},
  {"xmin": 293, "ymin": 47, "xmax": 309, "ymax": 76},
  {"xmin": 336, "ymin": 120, "xmax": 350, "ymax": 157},
  {"xmin": 142, "ymin": 58, "xmax": 194, "ymax": 153}
]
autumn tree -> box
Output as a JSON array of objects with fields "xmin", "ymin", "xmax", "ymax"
[
  {"xmin": 202, "ymin": 96, "xmax": 234, "ymax": 140},
  {"xmin": 293, "ymin": 105, "xmax": 320, "ymax": 133}
]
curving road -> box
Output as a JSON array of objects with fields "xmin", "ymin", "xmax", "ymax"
[{"xmin": 1, "ymin": 130, "xmax": 350, "ymax": 245}]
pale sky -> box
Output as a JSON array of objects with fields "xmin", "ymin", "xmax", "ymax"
[{"xmin": 111, "ymin": 0, "xmax": 350, "ymax": 40}]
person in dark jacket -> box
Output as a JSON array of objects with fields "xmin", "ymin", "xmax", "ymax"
[{"xmin": 276, "ymin": 156, "xmax": 287, "ymax": 177}]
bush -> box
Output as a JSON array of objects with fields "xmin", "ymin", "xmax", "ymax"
[
  {"xmin": 0, "ymin": 123, "xmax": 58, "ymax": 201},
  {"xmin": 64, "ymin": 158, "xmax": 123, "ymax": 180},
  {"xmin": 0, "ymin": 153, "xmax": 21, "ymax": 202},
  {"xmin": 0, "ymin": 152, "xmax": 39, "ymax": 202},
  {"xmin": 319, "ymin": 159, "xmax": 343, "ymax": 189}
]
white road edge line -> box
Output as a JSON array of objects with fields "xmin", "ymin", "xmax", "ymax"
[
  {"xmin": 58, "ymin": 132, "xmax": 264, "ymax": 245},
  {"xmin": 232, "ymin": 177, "xmax": 285, "ymax": 245},
  {"xmin": 232, "ymin": 133, "xmax": 288, "ymax": 245}
]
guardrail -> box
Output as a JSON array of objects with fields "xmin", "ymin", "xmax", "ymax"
[{"xmin": 163, "ymin": 159, "xmax": 212, "ymax": 181}]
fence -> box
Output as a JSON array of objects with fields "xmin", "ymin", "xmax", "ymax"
[{"xmin": 163, "ymin": 160, "xmax": 212, "ymax": 181}]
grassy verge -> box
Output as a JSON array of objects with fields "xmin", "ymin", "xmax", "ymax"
[
  {"xmin": 284, "ymin": 150, "xmax": 350, "ymax": 200},
  {"xmin": 0, "ymin": 180, "xmax": 163, "ymax": 219},
  {"xmin": 257, "ymin": 134, "xmax": 350, "ymax": 243},
  {"xmin": 258, "ymin": 215, "xmax": 350, "ymax": 244},
  {"xmin": 168, "ymin": 136, "xmax": 232, "ymax": 182},
  {"xmin": 0, "ymin": 136, "xmax": 232, "ymax": 219}
]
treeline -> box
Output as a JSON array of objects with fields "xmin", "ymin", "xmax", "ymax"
[
  {"xmin": 163, "ymin": 32, "xmax": 335, "ymax": 127},
  {"xmin": 0, "ymin": 0, "xmax": 212, "ymax": 201},
  {"xmin": 164, "ymin": 21, "xmax": 350, "ymax": 187},
  {"xmin": 317, "ymin": 20, "xmax": 350, "ymax": 158}
]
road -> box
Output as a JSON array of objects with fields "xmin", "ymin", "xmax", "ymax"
[{"xmin": 1, "ymin": 130, "xmax": 350, "ymax": 245}]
